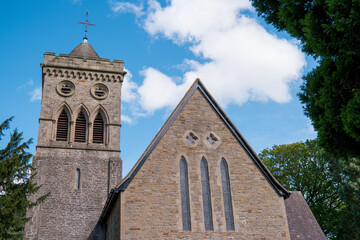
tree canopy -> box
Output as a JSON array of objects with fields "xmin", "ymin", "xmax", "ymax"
[
  {"xmin": 251, "ymin": 0, "xmax": 360, "ymax": 238},
  {"xmin": 0, "ymin": 117, "xmax": 47, "ymax": 240},
  {"xmin": 259, "ymin": 139, "xmax": 346, "ymax": 238},
  {"xmin": 252, "ymin": 0, "xmax": 360, "ymax": 156}
]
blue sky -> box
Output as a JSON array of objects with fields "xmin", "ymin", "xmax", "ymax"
[{"xmin": 0, "ymin": 0, "xmax": 317, "ymax": 175}]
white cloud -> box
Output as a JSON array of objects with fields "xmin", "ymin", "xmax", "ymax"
[
  {"xmin": 71, "ymin": 0, "xmax": 82, "ymax": 4},
  {"xmin": 17, "ymin": 79, "xmax": 34, "ymax": 90},
  {"xmin": 122, "ymin": 115, "xmax": 133, "ymax": 124},
  {"xmin": 122, "ymin": 68, "xmax": 139, "ymax": 103},
  {"xmin": 29, "ymin": 88, "xmax": 42, "ymax": 101},
  {"xmin": 110, "ymin": 1, "xmax": 144, "ymax": 17},
  {"xmin": 145, "ymin": 0, "xmax": 254, "ymax": 43},
  {"xmin": 112, "ymin": 0, "xmax": 306, "ymax": 113},
  {"xmin": 138, "ymin": 67, "xmax": 189, "ymax": 112},
  {"xmin": 307, "ymin": 120, "xmax": 316, "ymax": 135},
  {"xmin": 121, "ymin": 68, "xmax": 148, "ymax": 122}
]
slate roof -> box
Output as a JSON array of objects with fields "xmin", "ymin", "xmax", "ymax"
[
  {"xmin": 98, "ymin": 79, "xmax": 291, "ymax": 223},
  {"xmin": 285, "ymin": 191, "xmax": 327, "ymax": 240},
  {"xmin": 69, "ymin": 39, "xmax": 100, "ymax": 60}
]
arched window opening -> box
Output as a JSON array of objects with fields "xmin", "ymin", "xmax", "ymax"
[
  {"xmin": 75, "ymin": 111, "xmax": 86, "ymax": 142},
  {"xmin": 200, "ymin": 157, "xmax": 213, "ymax": 231},
  {"xmin": 221, "ymin": 158, "xmax": 235, "ymax": 231},
  {"xmin": 56, "ymin": 109, "xmax": 69, "ymax": 141},
  {"xmin": 180, "ymin": 156, "xmax": 191, "ymax": 231},
  {"xmin": 75, "ymin": 168, "xmax": 80, "ymax": 189},
  {"xmin": 93, "ymin": 112, "xmax": 104, "ymax": 144}
]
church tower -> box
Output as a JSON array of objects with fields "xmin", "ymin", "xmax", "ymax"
[{"xmin": 24, "ymin": 37, "xmax": 125, "ymax": 240}]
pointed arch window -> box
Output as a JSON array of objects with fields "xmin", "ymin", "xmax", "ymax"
[
  {"xmin": 221, "ymin": 158, "xmax": 235, "ymax": 231},
  {"xmin": 93, "ymin": 112, "xmax": 104, "ymax": 144},
  {"xmin": 56, "ymin": 109, "xmax": 69, "ymax": 141},
  {"xmin": 75, "ymin": 111, "xmax": 87, "ymax": 143},
  {"xmin": 200, "ymin": 157, "xmax": 213, "ymax": 231},
  {"xmin": 180, "ymin": 156, "xmax": 191, "ymax": 231}
]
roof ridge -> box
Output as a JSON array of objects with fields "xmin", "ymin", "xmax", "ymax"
[{"xmin": 98, "ymin": 78, "xmax": 290, "ymax": 223}]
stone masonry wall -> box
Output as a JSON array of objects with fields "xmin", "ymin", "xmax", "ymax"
[
  {"xmin": 37, "ymin": 52, "xmax": 124, "ymax": 151},
  {"xmin": 25, "ymin": 149, "xmax": 120, "ymax": 240},
  {"xmin": 24, "ymin": 51, "xmax": 124, "ymax": 240},
  {"xmin": 105, "ymin": 195, "xmax": 121, "ymax": 240},
  {"xmin": 119, "ymin": 89, "xmax": 290, "ymax": 240}
]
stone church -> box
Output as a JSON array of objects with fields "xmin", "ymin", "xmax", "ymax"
[{"xmin": 24, "ymin": 37, "xmax": 326, "ymax": 240}]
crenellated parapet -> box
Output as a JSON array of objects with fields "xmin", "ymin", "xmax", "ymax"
[{"xmin": 41, "ymin": 52, "xmax": 126, "ymax": 83}]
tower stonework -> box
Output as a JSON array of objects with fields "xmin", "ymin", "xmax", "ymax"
[{"xmin": 24, "ymin": 39, "xmax": 125, "ymax": 240}]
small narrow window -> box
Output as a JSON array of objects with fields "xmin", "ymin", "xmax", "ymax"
[
  {"xmin": 56, "ymin": 109, "xmax": 69, "ymax": 141},
  {"xmin": 180, "ymin": 156, "xmax": 191, "ymax": 231},
  {"xmin": 201, "ymin": 157, "xmax": 213, "ymax": 231},
  {"xmin": 75, "ymin": 168, "xmax": 80, "ymax": 189},
  {"xmin": 75, "ymin": 111, "xmax": 86, "ymax": 142},
  {"xmin": 93, "ymin": 112, "xmax": 104, "ymax": 144},
  {"xmin": 221, "ymin": 158, "xmax": 235, "ymax": 231}
]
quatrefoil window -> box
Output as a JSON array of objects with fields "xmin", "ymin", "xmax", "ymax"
[
  {"xmin": 206, "ymin": 133, "xmax": 218, "ymax": 145},
  {"xmin": 186, "ymin": 132, "xmax": 198, "ymax": 145},
  {"xmin": 204, "ymin": 132, "xmax": 221, "ymax": 148}
]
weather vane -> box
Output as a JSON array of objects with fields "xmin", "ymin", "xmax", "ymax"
[{"xmin": 78, "ymin": 10, "xmax": 95, "ymax": 40}]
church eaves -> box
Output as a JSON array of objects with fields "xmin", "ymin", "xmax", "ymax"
[
  {"xmin": 69, "ymin": 39, "xmax": 100, "ymax": 60},
  {"xmin": 99, "ymin": 78, "xmax": 291, "ymax": 223}
]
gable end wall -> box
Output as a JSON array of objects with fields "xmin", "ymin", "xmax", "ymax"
[{"xmin": 118, "ymin": 89, "xmax": 290, "ymax": 240}]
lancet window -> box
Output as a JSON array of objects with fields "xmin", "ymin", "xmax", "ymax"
[
  {"xmin": 75, "ymin": 111, "xmax": 87, "ymax": 143},
  {"xmin": 93, "ymin": 112, "xmax": 104, "ymax": 144},
  {"xmin": 180, "ymin": 156, "xmax": 191, "ymax": 231},
  {"xmin": 221, "ymin": 158, "xmax": 235, "ymax": 231},
  {"xmin": 200, "ymin": 157, "xmax": 213, "ymax": 231},
  {"xmin": 56, "ymin": 109, "xmax": 69, "ymax": 141}
]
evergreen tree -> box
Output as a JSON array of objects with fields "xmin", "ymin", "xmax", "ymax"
[
  {"xmin": 251, "ymin": 0, "xmax": 360, "ymax": 238},
  {"xmin": 0, "ymin": 117, "xmax": 47, "ymax": 240}
]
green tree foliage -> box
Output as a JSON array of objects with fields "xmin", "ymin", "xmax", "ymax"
[
  {"xmin": 0, "ymin": 117, "xmax": 47, "ymax": 240},
  {"xmin": 259, "ymin": 140, "xmax": 346, "ymax": 238},
  {"xmin": 251, "ymin": 0, "xmax": 360, "ymax": 238}
]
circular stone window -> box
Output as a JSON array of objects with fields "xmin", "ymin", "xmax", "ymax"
[
  {"xmin": 56, "ymin": 80, "xmax": 75, "ymax": 97},
  {"xmin": 91, "ymin": 83, "xmax": 109, "ymax": 100}
]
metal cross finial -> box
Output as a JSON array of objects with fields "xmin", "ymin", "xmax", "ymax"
[{"xmin": 78, "ymin": 10, "xmax": 95, "ymax": 40}]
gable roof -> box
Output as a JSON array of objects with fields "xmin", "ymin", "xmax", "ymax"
[
  {"xmin": 99, "ymin": 78, "xmax": 290, "ymax": 223},
  {"xmin": 285, "ymin": 191, "xmax": 326, "ymax": 240}
]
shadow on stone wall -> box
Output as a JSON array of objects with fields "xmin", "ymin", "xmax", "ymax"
[{"xmin": 88, "ymin": 223, "xmax": 105, "ymax": 240}]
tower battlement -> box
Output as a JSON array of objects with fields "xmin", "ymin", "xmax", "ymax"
[{"xmin": 42, "ymin": 52, "xmax": 125, "ymax": 83}]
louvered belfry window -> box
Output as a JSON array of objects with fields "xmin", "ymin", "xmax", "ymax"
[
  {"xmin": 56, "ymin": 109, "xmax": 69, "ymax": 141},
  {"xmin": 93, "ymin": 112, "xmax": 104, "ymax": 144},
  {"xmin": 75, "ymin": 111, "xmax": 86, "ymax": 142},
  {"xmin": 200, "ymin": 157, "xmax": 214, "ymax": 231},
  {"xmin": 221, "ymin": 158, "xmax": 235, "ymax": 231},
  {"xmin": 180, "ymin": 156, "xmax": 191, "ymax": 231}
]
